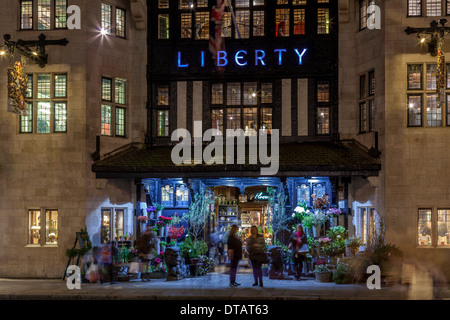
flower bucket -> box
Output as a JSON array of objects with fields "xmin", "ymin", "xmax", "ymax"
[{"xmin": 315, "ymin": 271, "xmax": 332, "ymax": 283}]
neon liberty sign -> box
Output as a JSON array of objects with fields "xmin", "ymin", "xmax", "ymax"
[{"xmin": 177, "ymin": 48, "xmax": 307, "ymax": 68}]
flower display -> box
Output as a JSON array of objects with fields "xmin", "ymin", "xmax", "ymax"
[
  {"xmin": 168, "ymin": 225, "xmax": 185, "ymax": 240},
  {"xmin": 137, "ymin": 215, "xmax": 149, "ymax": 222},
  {"xmin": 312, "ymin": 194, "xmax": 330, "ymax": 210},
  {"xmin": 146, "ymin": 206, "xmax": 156, "ymax": 213},
  {"xmin": 326, "ymin": 206, "xmax": 343, "ymax": 217}
]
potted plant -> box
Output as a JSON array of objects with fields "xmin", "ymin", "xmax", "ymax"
[
  {"xmin": 345, "ymin": 236, "xmax": 364, "ymax": 256},
  {"xmin": 313, "ymin": 263, "xmax": 332, "ymax": 282}
]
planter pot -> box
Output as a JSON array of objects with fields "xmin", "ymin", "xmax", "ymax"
[
  {"xmin": 315, "ymin": 271, "xmax": 332, "ymax": 283},
  {"xmin": 149, "ymin": 271, "xmax": 166, "ymax": 279}
]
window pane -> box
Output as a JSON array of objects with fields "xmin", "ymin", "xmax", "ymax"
[
  {"xmin": 318, "ymin": 8, "xmax": 330, "ymax": 34},
  {"xmin": 253, "ymin": 11, "xmax": 265, "ymax": 36},
  {"xmin": 427, "ymin": 0, "xmax": 441, "ymax": 16},
  {"xmin": 101, "ymin": 3, "xmax": 112, "ymax": 34},
  {"xmin": 297, "ymin": 184, "xmax": 310, "ymax": 207},
  {"xmin": 260, "ymin": 107, "xmax": 272, "ymax": 134},
  {"xmin": 55, "ymin": 0, "xmax": 67, "ymax": 28},
  {"xmin": 409, "ymin": 0, "xmax": 422, "ymax": 16},
  {"xmin": 157, "ymin": 86, "xmax": 169, "ymax": 105},
  {"xmin": 243, "ymin": 82, "xmax": 257, "ymax": 105},
  {"xmin": 277, "ymin": 0, "xmax": 289, "ymax": 4},
  {"xmin": 212, "ymin": 84, "xmax": 223, "ymax": 104},
  {"xmin": 254, "ymin": 0, "xmax": 265, "ymax": 5},
  {"xmin": 317, "ymin": 107, "xmax": 330, "ymax": 134},
  {"xmin": 243, "ymin": 107, "xmax": 258, "ymax": 135},
  {"xmin": 317, "ymin": 81, "xmax": 330, "ymax": 102},
  {"xmin": 294, "ymin": 9, "xmax": 306, "ymax": 35},
  {"xmin": 176, "ymin": 185, "xmax": 189, "ymax": 207},
  {"xmin": 115, "ymin": 209, "xmax": 124, "ymax": 239},
  {"xmin": 157, "ymin": 110, "xmax": 169, "ymax": 136},
  {"xmin": 447, "ymin": 94, "xmax": 450, "ymax": 126},
  {"xmin": 115, "ymin": 79, "xmax": 127, "ymax": 104},
  {"xmin": 38, "ymin": 0, "xmax": 51, "ymax": 30},
  {"xmin": 45, "ymin": 210, "xmax": 58, "ymax": 244},
  {"xmin": 101, "ymin": 209, "xmax": 111, "ymax": 243},
  {"xmin": 115, "ymin": 8, "xmax": 126, "ymax": 38},
  {"xmin": 408, "ymin": 64, "xmax": 423, "ymax": 90},
  {"xmin": 158, "ymin": 0, "xmax": 169, "ymax": 8},
  {"xmin": 102, "ymin": 78, "xmax": 112, "ymax": 101},
  {"xmin": 235, "ymin": 10, "xmax": 250, "ymax": 39},
  {"xmin": 21, "ymin": 0, "xmax": 33, "ymax": 30},
  {"xmin": 426, "ymin": 93, "xmax": 442, "ymax": 127},
  {"xmin": 360, "ymin": 102, "xmax": 367, "ymax": 133},
  {"xmin": 161, "ymin": 185, "xmax": 174, "ymax": 206},
  {"xmin": 115, "ymin": 107, "xmax": 126, "ymax": 136},
  {"xmin": 29, "ymin": 209, "xmax": 41, "ymax": 244},
  {"xmin": 101, "ymin": 105, "xmax": 112, "ymax": 136},
  {"xmin": 318, "ymin": 0, "xmax": 329, "ymax": 2},
  {"xmin": 360, "ymin": 0, "xmax": 367, "ymax": 29},
  {"xmin": 360, "ymin": 208, "xmax": 367, "ymax": 244},
  {"xmin": 179, "ymin": 0, "xmax": 193, "ymax": 9},
  {"xmin": 276, "ymin": 9, "xmax": 290, "ymax": 37},
  {"xmin": 37, "ymin": 102, "xmax": 51, "ymax": 133},
  {"xmin": 437, "ymin": 209, "xmax": 450, "ymax": 246},
  {"xmin": 222, "ymin": 12, "xmax": 232, "ymax": 37},
  {"xmin": 54, "ymin": 102, "xmax": 67, "ymax": 132},
  {"xmin": 37, "ymin": 74, "xmax": 51, "ymax": 99},
  {"xmin": 227, "ymin": 108, "xmax": 241, "ymax": 132},
  {"xmin": 195, "ymin": 12, "xmax": 209, "ymax": 40},
  {"xmin": 211, "ymin": 109, "xmax": 224, "ymax": 135},
  {"xmin": 408, "ymin": 95, "xmax": 423, "ymax": 126},
  {"xmin": 368, "ymin": 70, "xmax": 375, "ymax": 95},
  {"xmin": 54, "ymin": 74, "xmax": 67, "ymax": 98},
  {"xmin": 418, "ymin": 209, "xmax": 432, "ymax": 246},
  {"xmin": 20, "ymin": 103, "xmax": 33, "ymax": 133},
  {"xmin": 26, "ymin": 74, "xmax": 33, "ymax": 98},
  {"xmin": 181, "ymin": 13, "xmax": 192, "ymax": 38},
  {"xmin": 236, "ymin": 0, "xmax": 249, "ymax": 7},
  {"xmin": 158, "ymin": 14, "xmax": 170, "ymax": 39},
  {"xmin": 293, "ymin": 0, "xmax": 307, "ymax": 4},
  {"xmin": 261, "ymin": 83, "xmax": 273, "ymax": 103},
  {"xmin": 227, "ymin": 83, "xmax": 241, "ymax": 105},
  {"xmin": 369, "ymin": 99, "xmax": 375, "ymax": 131},
  {"xmin": 426, "ymin": 64, "xmax": 437, "ymax": 90},
  {"xmin": 197, "ymin": 0, "xmax": 208, "ymax": 7}
]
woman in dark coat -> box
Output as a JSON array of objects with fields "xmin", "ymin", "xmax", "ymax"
[
  {"xmin": 288, "ymin": 224, "xmax": 308, "ymax": 281},
  {"xmin": 246, "ymin": 225, "xmax": 266, "ymax": 287},
  {"xmin": 227, "ymin": 224, "xmax": 242, "ymax": 287}
]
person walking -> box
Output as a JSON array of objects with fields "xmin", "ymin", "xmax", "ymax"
[
  {"xmin": 137, "ymin": 225, "xmax": 157, "ymax": 282},
  {"xmin": 246, "ymin": 225, "xmax": 266, "ymax": 287},
  {"xmin": 227, "ymin": 224, "xmax": 242, "ymax": 288},
  {"xmin": 288, "ymin": 224, "xmax": 308, "ymax": 281}
]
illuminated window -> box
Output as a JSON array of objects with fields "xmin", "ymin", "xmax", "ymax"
[
  {"xmin": 447, "ymin": 94, "xmax": 450, "ymax": 125},
  {"xmin": 115, "ymin": 8, "xmax": 126, "ymax": 38},
  {"xmin": 260, "ymin": 107, "xmax": 272, "ymax": 134},
  {"xmin": 222, "ymin": 12, "xmax": 232, "ymax": 37},
  {"xmin": 54, "ymin": 74, "xmax": 67, "ymax": 98},
  {"xmin": 293, "ymin": 0, "xmax": 306, "ymax": 4},
  {"xmin": 115, "ymin": 209, "xmax": 125, "ymax": 239},
  {"xmin": 28, "ymin": 209, "xmax": 41, "ymax": 245},
  {"xmin": 317, "ymin": 8, "xmax": 330, "ymax": 34},
  {"xmin": 407, "ymin": 95, "xmax": 423, "ymax": 127},
  {"xmin": 418, "ymin": 209, "xmax": 432, "ymax": 246},
  {"xmin": 45, "ymin": 210, "xmax": 58, "ymax": 244},
  {"xmin": 293, "ymin": 9, "xmax": 306, "ymax": 35},
  {"xmin": 317, "ymin": 107, "xmax": 329, "ymax": 135},
  {"xmin": 37, "ymin": 102, "xmax": 51, "ymax": 133},
  {"xmin": 54, "ymin": 102, "xmax": 67, "ymax": 132},
  {"xmin": 101, "ymin": 77, "xmax": 127, "ymax": 137},
  {"xmin": 197, "ymin": 0, "xmax": 208, "ymax": 7},
  {"xmin": 261, "ymin": 83, "xmax": 273, "ymax": 103},
  {"xmin": 195, "ymin": 12, "xmax": 210, "ymax": 40},
  {"xmin": 318, "ymin": 0, "xmax": 329, "ymax": 2},
  {"xmin": 157, "ymin": 86, "xmax": 170, "ymax": 106},
  {"xmin": 212, "ymin": 84, "xmax": 224, "ymax": 105},
  {"xmin": 176, "ymin": 185, "xmax": 190, "ymax": 207},
  {"xmin": 235, "ymin": 10, "xmax": 250, "ymax": 39},
  {"xmin": 157, "ymin": 110, "xmax": 169, "ymax": 137},
  {"xmin": 37, "ymin": 0, "xmax": 51, "ymax": 30},
  {"xmin": 181, "ymin": 13, "xmax": 193, "ymax": 38},
  {"xmin": 158, "ymin": 14, "xmax": 170, "ymax": 39},
  {"xmin": 253, "ymin": 11, "xmax": 265, "ymax": 36},
  {"xmin": 408, "ymin": 0, "xmax": 422, "ymax": 16},
  {"xmin": 158, "ymin": 0, "xmax": 169, "ymax": 8},
  {"xmin": 37, "ymin": 74, "xmax": 51, "ymax": 99},
  {"xmin": 227, "ymin": 108, "xmax": 241, "ymax": 132},
  {"xmin": 427, "ymin": 0, "xmax": 442, "ymax": 16},
  {"xmin": 243, "ymin": 107, "xmax": 258, "ymax": 135},
  {"xmin": 277, "ymin": 0, "xmax": 288, "ymax": 4},
  {"xmin": 243, "ymin": 82, "xmax": 258, "ymax": 105},
  {"xmin": 101, "ymin": 3, "xmax": 112, "ymax": 34},
  {"xmin": 179, "ymin": 0, "xmax": 193, "ymax": 9},
  {"xmin": 426, "ymin": 94, "xmax": 442, "ymax": 127},
  {"xmin": 358, "ymin": 207, "xmax": 377, "ymax": 246},
  {"xmin": 101, "ymin": 208, "xmax": 129, "ymax": 243},
  {"xmin": 359, "ymin": 71, "xmax": 375, "ymax": 133},
  {"xmin": 236, "ymin": 0, "xmax": 250, "ymax": 7},
  {"xmin": 227, "ymin": 83, "xmax": 241, "ymax": 105},
  {"xmin": 437, "ymin": 209, "xmax": 450, "ymax": 246},
  {"xmin": 20, "ymin": 0, "xmax": 33, "ymax": 30},
  {"xmin": 254, "ymin": 0, "xmax": 265, "ymax": 5},
  {"xmin": 161, "ymin": 185, "xmax": 174, "ymax": 206},
  {"xmin": 211, "ymin": 109, "xmax": 224, "ymax": 135},
  {"xmin": 426, "ymin": 64, "xmax": 437, "ymax": 90},
  {"xmin": 276, "ymin": 9, "xmax": 290, "ymax": 37},
  {"xmin": 101, "ymin": 209, "xmax": 111, "ymax": 243},
  {"xmin": 408, "ymin": 64, "xmax": 423, "ymax": 90},
  {"xmin": 20, "ymin": 103, "xmax": 33, "ymax": 133},
  {"xmin": 55, "ymin": 0, "xmax": 67, "ymax": 29},
  {"xmin": 317, "ymin": 81, "xmax": 330, "ymax": 103},
  {"xmin": 296, "ymin": 184, "xmax": 310, "ymax": 207}
]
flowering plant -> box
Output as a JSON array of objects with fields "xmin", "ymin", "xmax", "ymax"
[
  {"xmin": 137, "ymin": 216, "xmax": 149, "ymax": 222},
  {"xmin": 168, "ymin": 225, "xmax": 185, "ymax": 240},
  {"xmin": 152, "ymin": 203, "xmax": 166, "ymax": 211},
  {"xmin": 326, "ymin": 206, "xmax": 343, "ymax": 217},
  {"xmin": 315, "ymin": 258, "xmax": 328, "ymax": 266},
  {"xmin": 146, "ymin": 206, "xmax": 156, "ymax": 213},
  {"xmin": 312, "ymin": 194, "xmax": 330, "ymax": 210},
  {"xmin": 313, "ymin": 264, "xmax": 329, "ymax": 273},
  {"xmin": 317, "ymin": 237, "xmax": 332, "ymax": 244},
  {"xmin": 292, "ymin": 201, "xmax": 310, "ymax": 220},
  {"xmin": 158, "ymin": 215, "xmax": 172, "ymax": 225}
]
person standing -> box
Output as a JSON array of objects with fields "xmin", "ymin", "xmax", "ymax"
[
  {"xmin": 288, "ymin": 224, "xmax": 308, "ymax": 281},
  {"xmin": 246, "ymin": 226, "xmax": 266, "ymax": 287},
  {"xmin": 227, "ymin": 224, "xmax": 242, "ymax": 287},
  {"xmin": 137, "ymin": 225, "xmax": 157, "ymax": 282}
]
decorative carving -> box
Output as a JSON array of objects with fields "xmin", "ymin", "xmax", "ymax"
[
  {"xmin": 130, "ymin": 0, "xmax": 146, "ymax": 30},
  {"xmin": 164, "ymin": 246, "xmax": 188, "ymax": 281},
  {"xmin": 267, "ymin": 245, "xmax": 284, "ymax": 279}
]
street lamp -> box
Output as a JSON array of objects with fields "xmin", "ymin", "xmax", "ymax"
[{"xmin": 405, "ymin": 19, "xmax": 450, "ymax": 106}]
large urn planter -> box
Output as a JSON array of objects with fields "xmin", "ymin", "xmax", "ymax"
[{"xmin": 315, "ymin": 271, "xmax": 332, "ymax": 283}]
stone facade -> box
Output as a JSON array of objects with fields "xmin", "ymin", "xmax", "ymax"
[{"xmin": 0, "ymin": 0, "xmax": 146, "ymax": 278}]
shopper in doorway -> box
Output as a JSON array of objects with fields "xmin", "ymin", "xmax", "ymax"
[
  {"xmin": 288, "ymin": 224, "xmax": 308, "ymax": 281},
  {"xmin": 246, "ymin": 225, "xmax": 266, "ymax": 287},
  {"xmin": 137, "ymin": 225, "xmax": 157, "ymax": 282},
  {"xmin": 227, "ymin": 224, "xmax": 243, "ymax": 287}
]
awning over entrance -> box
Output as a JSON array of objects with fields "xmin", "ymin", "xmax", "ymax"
[{"xmin": 92, "ymin": 140, "xmax": 381, "ymax": 179}]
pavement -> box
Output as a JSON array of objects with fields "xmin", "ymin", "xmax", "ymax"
[{"xmin": 0, "ymin": 266, "xmax": 449, "ymax": 301}]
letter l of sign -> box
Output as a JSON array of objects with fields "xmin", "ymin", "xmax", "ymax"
[{"xmin": 178, "ymin": 52, "xmax": 189, "ymax": 68}]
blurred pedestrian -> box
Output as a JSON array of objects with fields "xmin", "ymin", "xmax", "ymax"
[
  {"xmin": 246, "ymin": 225, "xmax": 266, "ymax": 287},
  {"xmin": 227, "ymin": 224, "xmax": 242, "ymax": 287},
  {"xmin": 289, "ymin": 224, "xmax": 308, "ymax": 281},
  {"xmin": 137, "ymin": 225, "xmax": 157, "ymax": 282},
  {"xmin": 98, "ymin": 243, "xmax": 115, "ymax": 284}
]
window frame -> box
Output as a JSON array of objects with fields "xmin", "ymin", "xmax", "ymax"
[
  {"xmin": 315, "ymin": 80, "xmax": 331, "ymax": 135},
  {"xmin": 101, "ymin": 76, "xmax": 127, "ymax": 138},
  {"xmin": 359, "ymin": 70, "xmax": 375, "ymax": 133},
  {"xmin": 417, "ymin": 207, "xmax": 450, "ymax": 248},
  {"xmin": 101, "ymin": 207, "xmax": 129, "ymax": 243},
  {"xmin": 101, "ymin": 2, "xmax": 127, "ymax": 39},
  {"xmin": 27, "ymin": 208, "xmax": 59, "ymax": 247}
]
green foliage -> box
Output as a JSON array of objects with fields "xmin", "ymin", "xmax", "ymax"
[
  {"xmin": 181, "ymin": 189, "xmax": 215, "ymax": 241},
  {"xmin": 267, "ymin": 187, "xmax": 292, "ymax": 240},
  {"xmin": 197, "ymin": 255, "xmax": 215, "ymax": 276},
  {"xmin": 301, "ymin": 214, "xmax": 315, "ymax": 229},
  {"xmin": 372, "ymin": 243, "xmax": 403, "ymax": 265},
  {"xmin": 345, "ymin": 235, "xmax": 364, "ymax": 249},
  {"xmin": 313, "ymin": 264, "xmax": 329, "ymax": 273},
  {"xmin": 179, "ymin": 235, "xmax": 209, "ymax": 259},
  {"xmin": 333, "ymin": 259, "xmax": 353, "ymax": 284}
]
